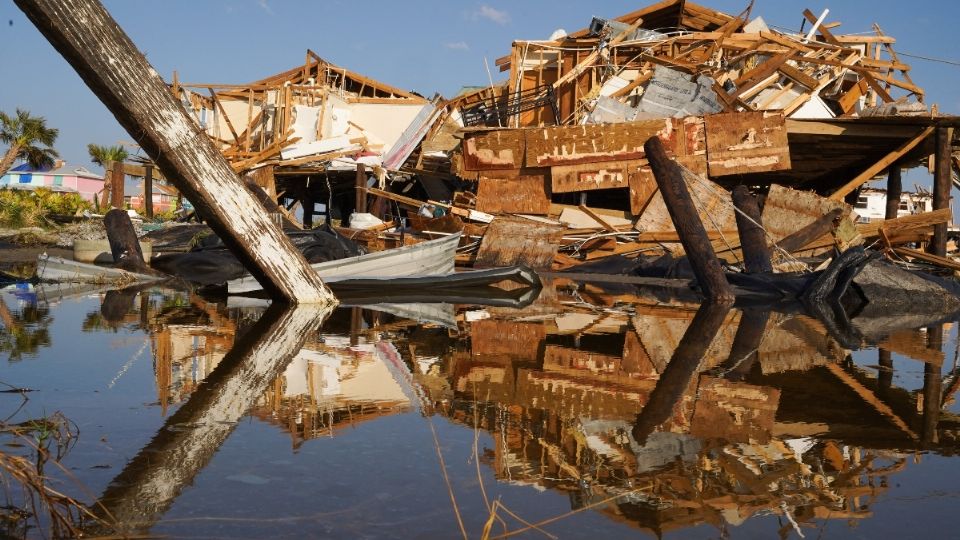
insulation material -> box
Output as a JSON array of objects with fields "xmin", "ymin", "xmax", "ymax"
[
  {"xmin": 585, "ymin": 96, "xmax": 639, "ymax": 124},
  {"xmin": 705, "ymin": 111, "xmax": 791, "ymax": 176},
  {"xmin": 476, "ymin": 174, "xmax": 551, "ymax": 215},
  {"xmin": 639, "ymin": 66, "xmax": 723, "ymax": 118},
  {"xmin": 474, "ymin": 217, "xmax": 564, "ymax": 269}
]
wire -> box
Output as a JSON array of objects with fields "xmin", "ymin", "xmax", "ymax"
[{"xmin": 896, "ymin": 51, "xmax": 960, "ymax": 67}]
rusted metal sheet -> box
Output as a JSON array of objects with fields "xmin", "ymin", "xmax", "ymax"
[
  {"xmin": 476, "ymin": 174, "xmax": 551, "ymax": 214},
  {"xmin": 461, "ymin": 129, "xmax": 526, "ymax": 171},
  {"xmin": 551, "ymin": 160, "xmax": 639, "ymax": 193},
  {"xmin": 761, "ymin": 184, "xmax": 858, "ymax": 256},
  {"xmin": 705, "ymin": 111, "xmax": 791, "ymax": 176},
  {"xmin": 474, "ymin": 217, "xmax": 564, "ymax": 269},
  {"xmin": 689, "ymin": 377, "xmax": 780, "ymax": 443}
]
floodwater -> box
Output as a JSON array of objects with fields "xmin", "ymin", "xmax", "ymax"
[{"xmin": 2, "ymin": 278, "xmax": 960, "ymax": 539}]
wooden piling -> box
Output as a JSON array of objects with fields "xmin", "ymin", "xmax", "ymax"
[
  {"xmin": 110, "ymin": 161, "xmax": 125, "ymax": 209},
  {"xmin": 884, "ymin": 165, "xmax": 901, "ymax": 221},
  {"xmin": 143, "ymin": 163, "xmax": 153, "ymax": 219},
  {"xmin": 644, "ymin": 137, "xmax": 734, "ymax": 302},
  {"xmin": 731, "ymin": 186, "xmax": 772, "ymax": 273},
  {"xmin": 930, "ymin": 127, "xmax": 953, "ymax": 256},
  {"xmin": 723, "ymin": 308, "xmax": 770, "ymax": 380},
  {"xmin": 355, "ymin": 163, "xmax": 367, "ymax": 214},
  {"xmin": 104, "ymin": 208, "xmax": 148, "ymax": 272},
  {"xmin": 16, "ymin": 0, "xmax": 336, "ymax": 305}
]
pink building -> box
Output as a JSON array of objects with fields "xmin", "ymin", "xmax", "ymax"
[{"xmin": 1, "ymin": 161, "xmax": 104, "ymax": 202}]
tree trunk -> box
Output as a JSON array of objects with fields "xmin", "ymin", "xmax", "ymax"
[
  {"xmin": 16, "ymin": 0, "xmax": 336, "ymax": 305},
  {"xmin": 0, "ymin": 143, "xmax": 22, "ymax": 177}
]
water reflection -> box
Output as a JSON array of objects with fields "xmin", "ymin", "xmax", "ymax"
[{"xmin": 2, "ymin": 278, "xmax": 959, "ymax": 537}]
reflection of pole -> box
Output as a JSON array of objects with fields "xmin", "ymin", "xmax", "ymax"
[
  {"xmin": 922, "ymin": 325, "xmax": 944, "ymax": 444},
  {"xmin": 878, "ymin": 348, "xmax": 893, "ymax": 392},
  {"xmin": 723, "ymin": 308, "xmax": 770, "ymax": 381},
  {"xmin": 632, "ymin": 300, "xmax": 732, "ymax": 444},
  {"xmin": 89, "ymin": 303, "xmax": 331, "ymax": 535}
]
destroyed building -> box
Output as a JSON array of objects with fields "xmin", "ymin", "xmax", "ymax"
[{"xmin": 162, "ymin": 0, "xmax": 958, "ymax": 278}]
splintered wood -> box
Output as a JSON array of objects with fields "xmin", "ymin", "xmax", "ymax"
[{"xmin": 762, "ymin": 185, "xmax": 859, "ymax": 257}]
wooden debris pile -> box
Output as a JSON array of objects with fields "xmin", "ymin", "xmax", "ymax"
[{"xmin": 475, "ymin": 0, "xmax": 925, "ymax": 129}]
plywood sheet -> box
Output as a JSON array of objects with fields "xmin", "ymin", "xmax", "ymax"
[
  {"xmin": 705, "ymin": 111, "xmax": 791, "ymax": 176},
  {"xmin": 551, "ymin": 160, "xmax": 639, "ymax": 193},
  {"xmin": 634, "ymin": 169, "xmax": 738, "ymax": 255},
  {"xmin": 476, "ymin": 174, "xmax": 551, "ymax": 214},
  {"xmin": 761, "ymin": 184, "xmax": 858, "ymax": 256},
  {"xmin": 474, "ymin": 217, "xmax": 564, "ymax": 269},
  {"xmin": 461, "ymin": 129, "xmax": 525, "ymax": 171},
  {"xmin": 525, "ymin": 119, "xmax": 669, "ymax": 168}
]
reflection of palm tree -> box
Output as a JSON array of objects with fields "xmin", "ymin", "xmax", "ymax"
[
  {"xmin": 0, "ymin": 296, "xmax": 52, "ymax": 362},
  {"xmin": 0, "ymin": 108, "xmax": 59, "ymax": 177}
]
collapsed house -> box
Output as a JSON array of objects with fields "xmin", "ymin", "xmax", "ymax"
[{"xmin": 164, "ymin": 0, "xmax": 960, "ymax": 281}]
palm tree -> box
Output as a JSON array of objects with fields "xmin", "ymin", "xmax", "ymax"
[
  {"xmin": 0, "ymin": 109, "xmax": 59, "ymax": 177},
  {"xmin": 87, "ymin": 143, "xmax": 129, "ymax": 210}
]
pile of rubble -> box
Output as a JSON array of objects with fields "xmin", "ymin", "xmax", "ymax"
[{"xmin": 168, "ymin": 0, "xmax": 958, "ymax": 279}]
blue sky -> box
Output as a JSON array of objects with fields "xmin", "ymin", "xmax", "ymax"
[{"xmin": 2, "ymin": 0, "xmax": 959, "ymax": 181}]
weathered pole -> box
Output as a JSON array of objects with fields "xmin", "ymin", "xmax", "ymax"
[
  {"xmin": 644, "ymin": 137, "xmax": 734, "ymax": 302},
  {"xmin": 16, "ymin": 0, "xmax": 336, "ymax": 305},
  {"xmin": 110, "ymin": 160, "xmax": 125, "ymax": 209},
  {"xmin": 355, "ymin": 163, "xmax": 367, "ymax": 214},
  {"xmin": 731, "ymin": 185, "xmax": 772, "ymax": 273},
  {"xmin": 722, "ymin": 308, "xmax": 770, "ymax": 381},
  {"xmin": 884, "ymin": 165, "xmax": 901, "ymax": 221},
  {"xmin": 104, "ymin": 208, "xmax": 148, "ymax": 272},
  {"xmin": 143, "ymin": 163, "xmax": 153, "ymax": 219},
  {"xmin": 878, "ymin": 348, "xmax": 893, "ymax": 392},
  {"xmin": 776, "ymin": 208, "xmax": 843, "ymax": 253},
  {"xmin": 929, "ymin": 127, "xmax": 952, "ymax": 256}
]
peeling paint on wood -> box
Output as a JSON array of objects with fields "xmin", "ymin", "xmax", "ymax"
[
  {"xmin": 762, "ymin": 184, "xmax": 858, "ymax": 256},
  {"xmin": 705, "ymin": 111, "xmax": 790, "ymax": 176}
]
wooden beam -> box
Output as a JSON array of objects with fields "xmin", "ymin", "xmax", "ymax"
[{"xmin": 829, "ymin": 126, "xmax": 935, "ymax": 201}]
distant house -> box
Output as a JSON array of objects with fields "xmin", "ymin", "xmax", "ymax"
[
  {"xmin": 123, "ymin": 177, "xmax": 179, "ymax": 213},
  {"xmin": 0, "ymin": 161, "xmax": 104, "ymax": 203},
  {"xmin": 853, "ymin": 187, "xmax": 937, "ymax": 224}
]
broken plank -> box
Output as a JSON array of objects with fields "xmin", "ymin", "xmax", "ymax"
[
  {"xmin": 475, "ymin": 217, "xmax": 564, "ymax": 269},
  {"xmin": 830, "ymin": 126, "xmax": 935, "ymax": 200},
  {"xmin": 705, "ymin": 111, "xmax": 790, "ymax": 176},
  {"xmin": 476, "ymin": 174, "xmax": 551, "ymax": 214}
]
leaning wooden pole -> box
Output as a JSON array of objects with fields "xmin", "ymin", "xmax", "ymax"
[
  {"xmin": 884, "ymin": 165, "xmax": 901, "ymax": 221},
  {"xmin": 16, "ymin": 0, "xmax": 336, "ymax": 305},
  {"xmin": 731, "ymin": 185, "xmax": 772, "ymax": 273},
  {"xmin": 644, "ymin": 137, "xmax": 734, "ymax": 302}
]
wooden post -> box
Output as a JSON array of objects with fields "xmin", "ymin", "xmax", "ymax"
[
  {"xmin": 16, "ymin": 0, "xmax": 336, "ymax": 305},
  {"xmin": 929, "ymin": 127, "xmax": 952, "ymax": 256},
  {"xmin": 884, "ymin": 165, "xmax": 901, "ymax": 221},
  {"xmin": 355, "ymin": 163, "xmax": 367, "ymax": 214},
  {"xmin": 632, "ymin": 300, "xmax": 732, "ymax": 444},
  {"xmin": 143, "ymin": 163, "xmax": 153, "ymax": 219},
  {"xmin": 110, "ymin": 160, "xmax": 125, "ymax": 209},
  {"xmin": 644, "ymin": 137, "xmax": 734, "ymax": 302},
  {"xmin": 301, "ymin": 187, "xmax": 314, "ymax": 229},
  {"xmin": 731, "ymin": 186, "xmax": 772, "ymax": 273}
]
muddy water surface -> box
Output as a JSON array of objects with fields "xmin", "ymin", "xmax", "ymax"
[{"xmin": 1, "ymin": 280, "xmax": 959, "ymax": 538}]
